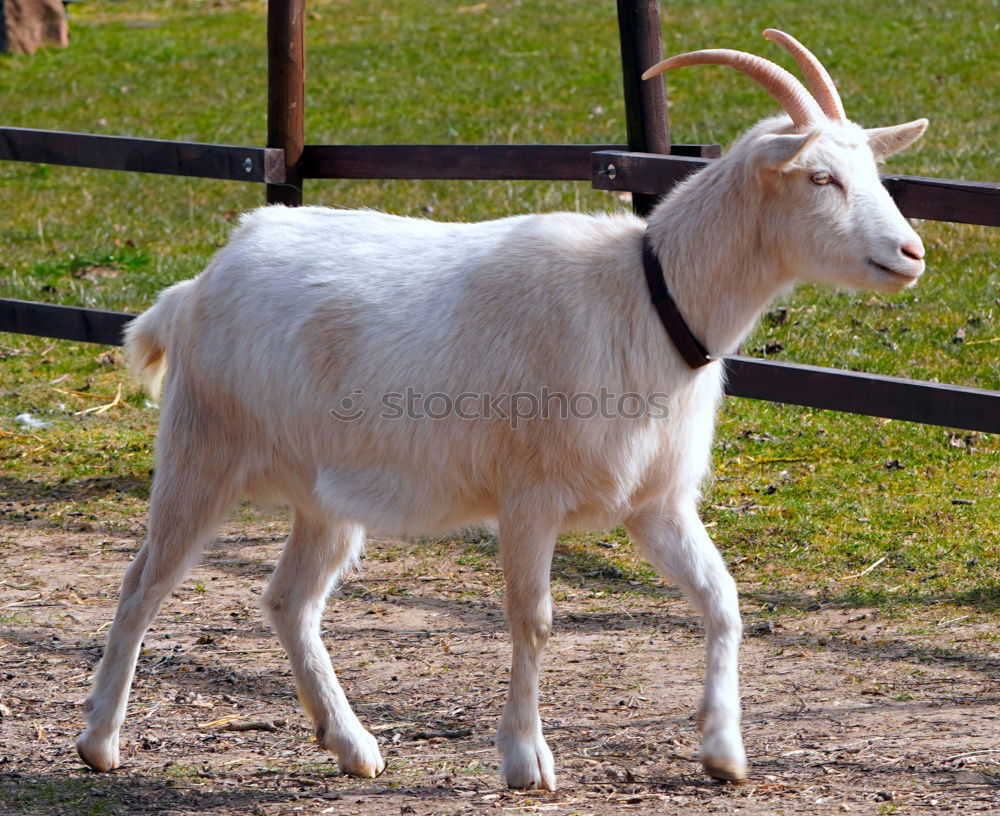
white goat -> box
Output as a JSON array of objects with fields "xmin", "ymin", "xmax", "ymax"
[{"xmin": 77, "ymin": 30, "xmax": 927, "ymax": 789}]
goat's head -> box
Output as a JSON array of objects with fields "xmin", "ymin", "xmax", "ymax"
[{"xmin": 644, "ymin": 30, "xmax": 927, "ymax": 293}]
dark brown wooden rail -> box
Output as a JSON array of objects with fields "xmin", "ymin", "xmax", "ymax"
[
  {"xmin": 590, "ymin": 151, "xmax": 1000, "ymax": 227},
  {"xmin": 724, "ymin": 356, "xmax": 999, "ymax": 433},
  {"xmin": 0, "ymin": 127, "xmax": 281, "ymax": 183},
  {"xmin": 0, "ymin": 299, "xmax": 133, "ymax": 347},
  {"xmin": 300, "ymin": 143, "xmax": 717, "ymax": 180},
  {"xmin": 591, "ymin": 150, "xmax": 1000, "ymax": 227},
  {"xmin": 0, "ymin": 129, "xmax": 718, "ymax": 183}
]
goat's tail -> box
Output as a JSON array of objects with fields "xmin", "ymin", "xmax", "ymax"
[{"xmin": 123, "ymin": 279, "xmax": 195, "ymax": 401}]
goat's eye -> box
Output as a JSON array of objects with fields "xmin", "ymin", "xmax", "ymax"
[{"xmin": 811, "ymin": 171, "xmax": 833, "ymax": 186}]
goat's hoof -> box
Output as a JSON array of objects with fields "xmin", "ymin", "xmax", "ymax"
[
  {"xmin": 76, "ymin": 731, "xmax": 121, "ymax": 773},
  {"xmin": 335, "ymin": 729, "xmax": 385, "ymax": 778},
  {"xmin": 702, "ymin": 756, "xmax": 748, "ymax": 784},
  {"xmin": 700, "ymin": 722, "xmax": 747, "ymax": 783},
  {"xmin": 500, "ymin": 737, "xmax": 557, "ymax": 791},
  {"xmin": 701, "ymin": 734, "xmax": 748, "ymax": 782}
]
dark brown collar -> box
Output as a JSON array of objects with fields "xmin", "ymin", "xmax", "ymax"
[{"xmin": 642, "ymin": 232, "xmax": 715, "ymax": 369}]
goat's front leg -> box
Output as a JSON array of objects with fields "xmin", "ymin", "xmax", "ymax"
[
  {"xmin": 626, "ymin": 500, "xmax": 748, "ymax": 783},
  {"xmin": 496, "ymin": 509, "xmax": 559, "ymax": 791}
]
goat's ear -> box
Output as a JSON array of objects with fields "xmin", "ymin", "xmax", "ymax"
[
  {"xmin": 754, "ymin": 130, "xmax": 822, "ymax": 171},
  {"xmin": 865, "ymin": 118, "xmax": 928, "ymax": 160}
]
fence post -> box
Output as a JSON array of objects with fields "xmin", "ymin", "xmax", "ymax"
[
  {"xmin": 267, "ymin": 0, "xmax": 305, "ymax": 205},
  {"xmin": 0, "ymin": 1, "xmax": 7, "ymax": 54},
  {"xmin": 616, "ymin": 0, "xmax": 670, "ymax": 218}
]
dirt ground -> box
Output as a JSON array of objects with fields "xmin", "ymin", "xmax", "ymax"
[{"xmin": 0, "ymin": 513, "xmax": 997, "ymax": 816}]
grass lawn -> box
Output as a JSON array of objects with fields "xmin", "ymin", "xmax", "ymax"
[{"xmin": 0, "ymin": 0, "xmax": 996, "ymax": 618}]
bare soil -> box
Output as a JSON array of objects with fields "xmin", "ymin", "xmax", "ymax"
[{"xmin": 1, "ymin": 514, "xmax": 997, "ymax": 815}]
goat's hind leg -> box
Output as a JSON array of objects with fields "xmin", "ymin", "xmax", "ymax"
[
  {"xmin": 626, "ymin": 500, "xmax": 748, "ymax": 783},
  {"xmin": 77, "ymin": 455, "xmax": 237, "ymax": 771},
  {"xmin": 262, "ymin": 511, "xmax": 384, "ymax": 778}
]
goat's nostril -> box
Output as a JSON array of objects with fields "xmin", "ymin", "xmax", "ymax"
[{"xmin": 901, "ymin": 242, "xmax": 925, "ymax": 262}]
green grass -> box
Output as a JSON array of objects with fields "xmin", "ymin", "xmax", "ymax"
[
  {"xmin": 0, "ymin": 1, "xmax": 996, "ymax": 618},
  {"xmin": 0, "ymin": 777, "xmax": 117, "ymax": 816}
]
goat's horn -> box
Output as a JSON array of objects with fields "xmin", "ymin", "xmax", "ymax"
[
  {"xmin": 762, "ymin": 29, "xmax": 845, "ymax": 122},
  {"xmin": 642, "ymin": 48, "xmax": 823, "ymax": 129}
]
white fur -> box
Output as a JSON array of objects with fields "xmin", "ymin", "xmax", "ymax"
[{"xmin": 78, "ymin": 112, "xmax": 925, "ymax": 788}]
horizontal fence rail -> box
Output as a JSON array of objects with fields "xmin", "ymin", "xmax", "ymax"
[
  {"xmin": 0, "ymin": 127, "xmax": 285, "ymax": 183},
  {"xmin": 880, "ymin": 176, "xmax": 1000, "ymax": 227},
  {"xmin": 0, "ymin": 299, "xmax": 133, "ymax": 347},
  {"xmin": 301, "ymin": 143, "xmax": 719, "ymax": 181},
  {"xmin": 1, "ymin": 299, "xmax": 996, "ymax": 433},
  {"xmin": 724, "ymin": 356, "xmax": 999, "ymax": 434},
  {"xmin": 591, "ymin": 151, "xmax": 1000, "ymax": 227},
  {"xmin": 0, "ymin": 129, "xmax": 716, "ymax": 184}
]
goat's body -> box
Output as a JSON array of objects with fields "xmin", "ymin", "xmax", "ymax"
[
  {"xmin": 82, "ymin": 204, "xmax": 733, "ymax": 787},
  {"xmin": 135, "ymin": 207, "xmax": 720, "ymax": 536},
  {"xmin": 78, "ymin": 34, "xmax": 928, "ymax": 785}
]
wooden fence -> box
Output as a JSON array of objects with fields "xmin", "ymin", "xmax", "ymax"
[{"xmin": 1, "ymin": 0, "xmax": 997, "ymax": 433}]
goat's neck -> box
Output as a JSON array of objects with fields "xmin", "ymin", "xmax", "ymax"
[{"xmin": 646, "ymin": 171, "xmax": 790, "ymax": 358}]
